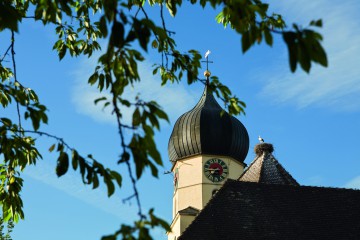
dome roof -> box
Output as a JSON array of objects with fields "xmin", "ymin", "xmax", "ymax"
[{"xmin": 168, "ymin": 86, "xmax": 249, "ymax": 164}]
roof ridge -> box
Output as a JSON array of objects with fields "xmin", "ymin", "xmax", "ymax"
[
  {"xmin": 235, "ymin": 180, "xmax": 360, "ymax": 192},
  {"xmin": 238, "ymin": 152, "xmax": 265, "ymax": 182}
]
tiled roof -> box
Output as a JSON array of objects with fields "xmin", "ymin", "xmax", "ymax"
[
  {"xmin": 239, "ymin": 143, "xmax": 299, "ymax": 186},
  {"xmin": 179, "ymin": 180, "xmax": 360, "ymax": 240}
]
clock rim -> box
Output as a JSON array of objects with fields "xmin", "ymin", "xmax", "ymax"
[{"xmin": 203, "ymin": 158, "xmax": 228, "ymax": 182}]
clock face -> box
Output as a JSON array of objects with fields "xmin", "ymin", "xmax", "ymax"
[{"xmin": 204, "ymin": 158, "xmax": 229, "ymax": 182}]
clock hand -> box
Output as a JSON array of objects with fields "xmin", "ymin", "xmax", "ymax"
[{"xmin": 204, "ymin": 168, "xmax": 220, "ymax": 171}]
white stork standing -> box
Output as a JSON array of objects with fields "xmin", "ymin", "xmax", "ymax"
[{"xmin": 258, "ymin": 136, "xmax": 264, "ymax": 143}]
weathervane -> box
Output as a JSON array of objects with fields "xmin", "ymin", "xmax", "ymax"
[{"xmin": 202, "ymin": 50, "xmax": 213, "ymax": 84}]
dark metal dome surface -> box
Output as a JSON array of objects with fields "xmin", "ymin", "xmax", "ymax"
[{"xmin": 168, "ymin": 86, "xmax": 249, "ymax": 164}]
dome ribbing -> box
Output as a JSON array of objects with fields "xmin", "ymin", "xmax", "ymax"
[{"xmin": 168, "ymin": 86, "xmax": 249, "ymax": 164}]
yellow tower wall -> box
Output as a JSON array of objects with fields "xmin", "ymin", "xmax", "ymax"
[{"xmin": 168, "ymin": 154, "xmax": 245, "ymax": 240}]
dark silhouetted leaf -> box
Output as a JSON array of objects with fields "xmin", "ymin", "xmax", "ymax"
[{"xmin": 56, "ymin": 152, "xmax": 69, "ymax": 177}]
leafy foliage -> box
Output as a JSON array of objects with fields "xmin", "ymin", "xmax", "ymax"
[
  {"xmin": 102, "ymin": 209, "xmax": 170, "ymax": 240},
  {"xmin": 0, "ymin": 217, "xmax": 14, "ymax": 240},
  {"xmin": 283, "ymin": 20, "xmax": 327, "ymax": 72},
  {"xmin": 0, "ymin": 0, "xmax": 327, "ymax": 239}
]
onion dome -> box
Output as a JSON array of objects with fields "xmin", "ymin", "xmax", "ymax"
[{"xmin": 168, "ymin": 84, "xmax": 249, "ymax": 164}]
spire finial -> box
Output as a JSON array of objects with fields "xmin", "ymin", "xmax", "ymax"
[{"xmin": 202, "ymin": 50, "xmax": 213, "ymax": 85}]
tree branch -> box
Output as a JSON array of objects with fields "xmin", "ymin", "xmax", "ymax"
[
  {"xmin": 0, "ymin": 45, "xmax": 11, "ymax": 63},
  {"xmin": 111, "ymin": 82, "xmax": 145, "ymax": 219},
  {"xmin": 10, "ymin": 31, "xmax": 22, "ymax": 134}
]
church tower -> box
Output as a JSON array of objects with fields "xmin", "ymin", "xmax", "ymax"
[{"xmin": 167, "ymin": 70, "xmax": 249, "ymax": 239}]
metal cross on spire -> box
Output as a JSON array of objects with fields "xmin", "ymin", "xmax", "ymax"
[
  {"xmin": 202, "ymin": 50, "xmax": 213, "ymax": 85},
  {"xmin": 203, "ymin": 50, "xmax": 213, "ymax": 71}
]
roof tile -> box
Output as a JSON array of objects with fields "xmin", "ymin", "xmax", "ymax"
[{"xmin": 179, "ymin": 180, "xmax": 360, "ymax": 240}]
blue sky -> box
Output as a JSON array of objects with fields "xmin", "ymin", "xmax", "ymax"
[{"xmin": 2, "ymin": 0, "xmax": 360, "ymax": 239}]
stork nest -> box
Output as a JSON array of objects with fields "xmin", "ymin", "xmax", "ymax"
[{"xmin": 254, "ymin": 143, "xmax": 274, "ymax": 156}]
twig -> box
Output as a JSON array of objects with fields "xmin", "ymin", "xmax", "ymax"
[
  {"xmin": 10, "ymin": 31, "xmax": 22, "ymax": 134},
  {"xmin": 255, "ymin": 20, "xmax": 283, "ymax": 34},
  {"xmin": 112, "ymin": 86, "xmax": 145, "ymax": 219},
  {"xmin": 0, "ymin": 45, "xmax": 11, "ymax": 63},
  {"xmin": 159, "ymin": 4, "xmax": 176, "ymax": 35},
  {"xmin": 105, "ymin": 16, "xmax": 145, "ymax": 217},
  {"xmin": 160, "ymin": 4, "xmax": 169, "ymax": 68},
  {"xmin": 122, "ymin": 193, "xmax": 136, "ymax": 204},
  {"xmin": 21, "ymin": 130, "xmax": 73, "ymax": 150}
]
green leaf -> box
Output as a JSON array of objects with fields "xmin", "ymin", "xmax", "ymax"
[
  {"xmin": 58, "ymin": 43, "xmax": 67, "ymax": 60},
  {"xmin": 149, "ymin": 209, "xmax": 171, "ymax": 231},
  {"xmin": 0, "ymin": 3, "xmax": 21, "ymax": 32},
  {"xmin": 132, "ymin": 108, "xmax": 141, "ymax": 127},
  {"xmin": 48, "ymin": 144, "xmax": 56, "ymax": 152},
  {"xmin": 102, "ymin": 236, "xmax": 116, "ymax": 240},
  {"xmin": 283, "ymin": 31, "xmax": 298, "ymax": 72},
  {"xmin": 310, "ymin": 19, "xmax": 322, "ymax": 27},
  {"xmin": 110, "ymin": 170, "xmax": 122, "ymax": 187},
  {"xmin": 56, "ymin": 152, "xmax": 69, "ymax": 177},
  {"xmin": 118, "ymin": 152, "xmax": 130, "ymax": 164},
  {"xmin": 298, "ymin": 41, "xmax": 311, "ymax": 73},
  {"xmin": 133, "ymin": 20, "xmax": 151, "ymax": 51},
  {"xmin": 166, "ymin": 0, "xmax": 178, "ymax": 16},
  {"xmin": 71, "ymin": 150, "xmax": 79, "ymax": 170},
  {"xmin": 98, "ymin": 16, "xmax": 108, "ymax": 37},
  {"xmin": 110, "ymin": 21, "xmax": 124, "ymax": 48},
  {"xmin": 98, "ymin": 74, "xmax": 105, "ymax": 91},
  {"xmin": 155, "ymin": 108, "xmax": 169, "ymax": 123},
  {"xmin": 148, "ymin": 162, "xmax": 158, "ymax": 178},
  {"xmin": 316, "ymin": 44, "xmax": 328, "ymax": 67},
  {"xmin": 57, "ymin": 143, "xmax": 64, "ymax": 152},
  {"xmin": 92, "ymin": 173, "xmax": 99, "ymax": 189},
  {"xmin": 151, "ymin": 40, "xmax": 158, "ymax": 49},
  {"xmin": 94, "ymin": 96, "xmax": 107, "ymax": 105},
  {"xmin": 241, "ymin": 31, "xmax": 251, "ymax": 53},
  {"xmin": 88, "ymin": 72, "xmax": 99, "ymax": 85},
  {"xmin": 78, "ymin": 156, "xmax": 86, "ymax": 182},
  {"xmin": 86, "ymin": 167, "xmax": 93, "ymax": 184},
  {"xmin": 264, "ymin": 28, "xmax": 273, "ymax": 46},
  {"xmin": 104, "ymin": 175, "xmax": 115, "ymax": 197},
  {"xmin": 147, "ymin": 139, "xmax": 162, "ymax": 166}
]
